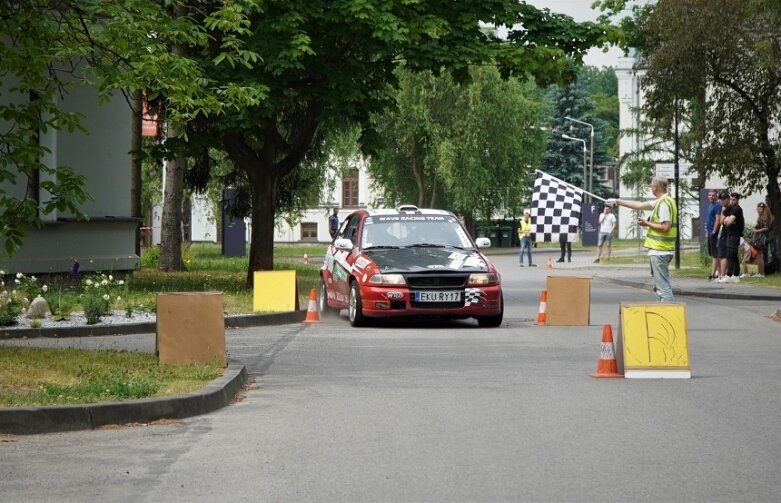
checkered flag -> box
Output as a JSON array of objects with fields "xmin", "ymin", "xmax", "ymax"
[{"xmin": 531, "ymin": 170, "xmax": 583, "ymax": 243}]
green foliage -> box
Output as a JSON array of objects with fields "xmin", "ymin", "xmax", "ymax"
[
  {"xmin": 541, "ymin": 80, "xmax": 614, "ymax": 198},
  {"xmin": 578, "ymin": 66, "xmax": 619, "ymax": 157},
  {"xmin": 368, "ymin": 65, "xmax": 550, "ymax": 221},
  {"xmin": 0, "ymin": 295, "xmax": 23, "ymax": 327},
  {"xmin": 0, "ymin": 0, "xmax": 267, "ymax": 257},
  {"xmin": 634, "ymin": 0, "xmax": 781, "ymax": 242},
  {"xmin": 80, "ymin": 273, "xmax": 124, "ymax": 325},
  {"xmin": 141, "ymin": 246, "xmax": 161, "ymax": 268}
]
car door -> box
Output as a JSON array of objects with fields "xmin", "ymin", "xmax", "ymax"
[{"xmin": 330, "ymin": 213, "xmax": 362, "ymax": 305}]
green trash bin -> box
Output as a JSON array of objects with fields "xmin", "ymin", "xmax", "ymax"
[
  {"xmin": 489, "ymin": 228, "xmax": 500, "ymax": 247},
  {"xmin": 499, "ymin": 226, "xmax": 512, "ymax": 248}
]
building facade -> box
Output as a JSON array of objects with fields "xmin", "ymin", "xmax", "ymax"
[{"xmin": 0, "ymin": 79, "xmax": 139, "ymax": 275}]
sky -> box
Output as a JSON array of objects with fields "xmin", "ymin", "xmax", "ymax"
[{"xmin": 522, "ymin": 0, "xmax": 627, "ymax": 68}]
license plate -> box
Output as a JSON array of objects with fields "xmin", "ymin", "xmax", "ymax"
[{"xmin": 414, "ymin": 291, "xmax": 461, "ymax": 302}]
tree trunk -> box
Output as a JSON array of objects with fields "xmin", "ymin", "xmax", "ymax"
[
  {"xmin": 130, "ymin": 90, "xmax": 143, "ymax": 257},
  {"xmin": 159, "ymin": 142, "xmax": 186, "ymax": 271},
  {"xmin": 158, "ymin": 22, "xmax": 187, "ymax": 272},
  {"xmin": 247, "ymin": 170, "xmax": 278, "ymax": 286}
]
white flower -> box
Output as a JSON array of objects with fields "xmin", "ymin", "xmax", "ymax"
[
  {"xmin": 0, "ymin": 270, "xmax": 5, "ymax": 275},
  {"xmin": 85, "ymin": 279, "xmax": 93, "ymax": 286},
  {"xmin": 94, "ymin": 283, "xmax": 100, "ymax": 289},
  {"xmin": 116, "ymin": 296, "xmax": 121, "ymax": 301},
  {"xmin": 42, "ymin": 285, "xmax": 48, "ymax": 292},
  {"xmin": 14, "ymin": 279, "xmax": 20, "ymax": 284},
  {"xmin": 103, "ymin": 294, "xmax": 110, "ymax": 301},
  {"xmin": 108, "ymin": 275, "xmax": 113, "ymax": 281},
  {"xmin": 31, "ymin": 276, "xmax": 36, "ymax": 281},
  {"xmin": 101, "ymin": 279, "xmax": 108, "ymax": 286},
  {"xmin": 16, "ymin": 272, "xmax": 22, "ymax": 279},
  {"xmin": 118, "ymin": 280, "xmax": 124, "ymax": 286}
]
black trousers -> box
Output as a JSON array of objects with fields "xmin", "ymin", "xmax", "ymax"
[
  {"xmin": 726, "ymin": 235, "xmax": 740, "ymax": 277},
  {"xmin": 559, "ymin": 241, "xmax": 571, "ymax": 261}
]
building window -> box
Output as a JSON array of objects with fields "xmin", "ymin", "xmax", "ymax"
[
  {"xmin": 342, "ymin": 169, "xmax": 359, "ymax": 208},
  {"xmin": 301, "ymin": 222, "xmax": 318, "ymax": 241}
]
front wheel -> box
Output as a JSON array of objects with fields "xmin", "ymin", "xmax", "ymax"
[
  {"xmin": 318, "ymin": 278, "xmax": 338, "ymax": 316},
  {"xmin": 348, "ymin": 280, "xmax": 368, "ymax": 327},
  {"xmin": 476, "ymin": 294, "xmax": 503, "ymax": 328}
]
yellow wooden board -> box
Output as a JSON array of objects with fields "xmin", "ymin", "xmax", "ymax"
[
  {"xmin": 253, "ymin": 270, "xmax": 297, "ymax": 312},
  {"xmin": 620, "ymin": 303, "xmax": 691, "ymax": 378}
]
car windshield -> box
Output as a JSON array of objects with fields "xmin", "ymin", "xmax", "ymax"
[{"xmin": 361, "ymin": 214, "xmax": 474, "ymax": 249}]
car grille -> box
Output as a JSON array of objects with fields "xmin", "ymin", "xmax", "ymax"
[
  {"xmin": 406, "ymin": 274, "xmax": 467, "ymax": 309},
  {"xmin": 405, "ymin": 274, "xmax": 468, "ymax": 288}
]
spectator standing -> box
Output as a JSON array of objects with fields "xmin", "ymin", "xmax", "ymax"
[
  {"xmin": 739, "ymin": 237, "xmax": 753, "ymax": 278},
  {"xmin": 705, "ymin": 189, "xmax": 722, "ymax": 279},
  {"xmin": 556, "ymin": 233, "xmax": 572, "ymax": 263},
  {"xmin": 517, "ymin": 211, "xmax": 535, "ymax": 267},
  {"xmin": 752, "ymin": 202, "xmax": 771, "ymax": 277},
  {"xmin": 714, "ymin": 192, "xmax": 730, "ymax": 282},
  {"xmin": 594, "ymin": 205, "xmax": 616, "ymax": 263},
  {"xmin": 328, "ymin": 207, "xmax": 340, "ymax": 239},
  {"xmin": 719, "ymin": 192, "xmax": 745, "ymax": 283},
  {"xmin": 608, "ymin": 176, "xmax": 677, "ymax": 302}
]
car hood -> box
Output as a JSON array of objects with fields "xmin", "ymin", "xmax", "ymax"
[{"xmin": 362, "ymin": 246, "xmax": 490, "ymax": 273}]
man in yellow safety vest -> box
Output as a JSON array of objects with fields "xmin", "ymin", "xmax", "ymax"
[
  {"xmin": 517, "ymin": 210, "xmax": 535, "ymax": 267},
  {"xmin": 607, "ymin": 176, "xmax": 677, "ymax": 301}
]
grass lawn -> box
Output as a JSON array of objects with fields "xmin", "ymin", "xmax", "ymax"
[
  {"xmin": 0, "ymin": 346, "xmax": 222, "ymax": 407},
  {"xmin": 0, "ymin": 243, "xmax": 325, "ymax": 407}
]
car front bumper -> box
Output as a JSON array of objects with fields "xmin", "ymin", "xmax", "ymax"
[{"xmin": 358, "ymin": 284, "xmax": 503, "ymax": 318}]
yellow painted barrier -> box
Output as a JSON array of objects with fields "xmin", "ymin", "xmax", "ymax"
[
  {"xmin": 619, "ymin": 303, "xmax": 691, "ymax": 379},
  {"xmin": 253, "ymin": 270, "xmax": 297, "ymax": 312}
]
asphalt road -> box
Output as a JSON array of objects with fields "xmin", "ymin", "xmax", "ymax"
[{"xmin": 2, "ymin": 253, "xmax": 781, "ymax": 502}]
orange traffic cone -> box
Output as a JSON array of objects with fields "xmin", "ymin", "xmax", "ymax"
[
  {"xmin": 590, "ymin": 324, "xmax": 623, "ymax": 378},
  {"xmin": 534, "ymin": 290, "xmax": 547, "ymax": 325},
  {"xmin": 545, "ymin": 256, "xmax": 553, "ymax": 269},
  {"xmin": 302, "ymin": 288, "xmax": 321, "ymax": 324}
]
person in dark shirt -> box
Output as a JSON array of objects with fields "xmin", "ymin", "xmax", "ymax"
[
  {"xmin": 705, "ymin": 189, "xmax": 722, "ymax": 279},
  {"xmin": 328, "ymin": 207, "xmax": 340, "ymax": 239},
  {"xmin": 719, "ymin": 192, "xmax": 745, "ymax": 283}
]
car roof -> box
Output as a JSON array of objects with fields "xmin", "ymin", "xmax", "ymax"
[{"xmin": 363, "ymin": 205, "xmax": 454, "ymax": 217}]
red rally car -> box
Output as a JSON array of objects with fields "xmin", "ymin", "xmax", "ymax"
[{"xmin": 319, "ymin": 205, "xmax": 503, "ymax": 327}]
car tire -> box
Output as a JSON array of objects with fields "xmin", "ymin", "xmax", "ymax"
[
  {"xmin": 348, "ymin": 280, "xmax": 368, "ymax": 327},
  {"xmin": 318, "ymin": 278, "xmax": 338, "ymax": 316},
  {"xmin": 477, "ymin": 294, "xmax": 503, "ymax": 328}
]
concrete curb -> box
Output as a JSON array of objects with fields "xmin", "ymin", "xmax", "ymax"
[
  {"xmin": 0, "ymin": 310, "xmax": 306, "ymax": 340},
  {"xmin": 597, "ymin": 276, "xmax": 781, "ymax": 302},
  {"xmin": 0, "ymin": 360, "xmax": 248, "ymax": 435}
]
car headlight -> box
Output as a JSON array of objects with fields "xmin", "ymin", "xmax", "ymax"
[
  {"xmin": 368, "ymin": 273, "xmax": 407, "ymax": 285},
  {"xmin": 468, "ymin": 273, "xmax": 498, "ymax": 285}
]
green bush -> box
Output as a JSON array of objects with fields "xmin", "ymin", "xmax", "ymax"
[
  {"xmin": 80, "ymin": 273, "xmax": 124, "ymax": 325},
  {"xmin": 0, "ymin": 294, "xmax": 23, "ymax": 326},
  {"xmin": 140, "ymin": 246, "xmax": 160, "ymax": 268}
]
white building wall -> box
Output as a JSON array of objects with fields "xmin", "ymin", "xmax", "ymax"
[
  {"xmin": 190, "ymin": 194, "xmax": 217, "ymax": 242},
  {"xmin": 189, "ymin": 156, "xmax": 380, "ymax": 244}
]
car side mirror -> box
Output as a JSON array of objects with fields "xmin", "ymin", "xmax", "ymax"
[
  {"xmin": 475, "ymin": 237, "xmax": 491, "ymax": 248},
  {"xmin": 334, "ymin": 238, "xmax": 354, "ymax": 251}
]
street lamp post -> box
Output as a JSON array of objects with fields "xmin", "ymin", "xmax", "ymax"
[
  {"xmin": 561, "ymin": 134, "xmax": 587, "ymax": 196},
  {"xmin": 564, "ymin": 116, "xmax": 594, "ymax": 196}
]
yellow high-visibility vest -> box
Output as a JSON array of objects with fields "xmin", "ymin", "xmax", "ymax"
[
  {"xmin": 518, "ymin": 219, "xmax": 532, "ymax": 238},
  {"xmin": 643, "ymin": 195, "xmax": 677, "ymax": 251}
]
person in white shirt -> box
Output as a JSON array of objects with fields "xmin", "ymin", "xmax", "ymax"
[{"xmin": 595, "ymin": 205, "xmax": 616, "ymax": 263}]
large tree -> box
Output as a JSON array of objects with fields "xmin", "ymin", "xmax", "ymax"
[
  {"xmin": 202, "ymin": 1, "xmax": 617, "ymax": 285},
  {"xmin": 606, "ymin": 0, "xmax": 781, "ymax": 243},
  {"xmin": 541, "ymin": 81, "xmax": 613, "ymax": 199},
  {"xmin": 368, "ymin": 65, "xmax": 550, "ymax": 227},
  {"xmin": 0, "ymin": 0, "xmax": 264, "ymax": 260}
]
